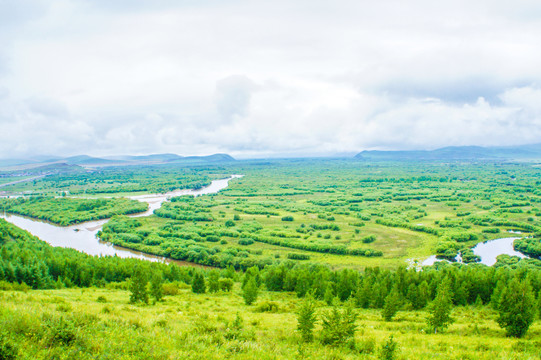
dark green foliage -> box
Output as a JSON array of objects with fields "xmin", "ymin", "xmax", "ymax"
[
  {"xmin": 427, "ymin": 280, "xmax": 454, "ymax": 333},
  {"xmin": 296, "ymin": 296, "xmax": 317, "ymax": 342},
  {"xmin": 191, "ymin": 272, "xmax": 206, "ymax": 294},
  {"xmin": 320, "ymin": 303, "xmax": 357, "ymax": 346},
  {"xmin": 242, "ymin": 277, "xmax": 259, "ymax": 305},
  {"xmin": 129, "ymin": 267, "xmax": 149, "ymax": 304},
  {"xmin": 208, "ymin": 270, "xmax": 220, "ymax": 293},
  {"xmin": 225, "ymin": 220, "xmax": 235, "ymax": 227},
  {"xmin": 281, "ymin": 216, "xmax": 294, "ymax": 222},
  {"xmin": 497, "ymin": 277, "xmax": 536, "ymax": 338}
]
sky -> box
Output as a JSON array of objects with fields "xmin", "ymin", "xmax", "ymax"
[{"xmin": 1, "ymin": 0, "xmax": 541, "ymax": 159}]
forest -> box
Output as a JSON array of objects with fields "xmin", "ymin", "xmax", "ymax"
[{"xmin": 0, "ymin": 159, "xmax": 540, "ymax": 359}]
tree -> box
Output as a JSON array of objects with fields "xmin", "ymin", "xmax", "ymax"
[
  {"xmin": 382, "ymin": 287, "xmax": 401, "ymax": 321},
  {"xmin": 297, "ymin": 295, "xmax": 317, "ymax": 342},
  {"xmin": 379, "ymin": 335, "xmax": 398, "ymax": 360},
  {"xmin": 129, "ymin": 267, "xmax": 149, "ymax": 304},
  {"xmin": 242, "ymin": 277, "xmax": 259, "ymax": 305},
  {"xmin": 320, "ymin": 302, "xmax": 357, "ymax": 346},
  {"xmin": 191, "ymin": 272, "xmax": 206, "ymax": 294},
  {"xmin": 150, "ymin": 272, "xmax": 164, "ymax": 302},
  {"xmin": 497, "ymin": 277, "xmax": 536, "ymax": 338},
  {"xmin": 208, "ymin": 270, "xmax": 220, "ymax": 293},
  {"xmin": 427, "ymin": 280, "xmax": 453, "ymax": 333}
]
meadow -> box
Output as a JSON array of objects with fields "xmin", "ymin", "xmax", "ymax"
[{"xmin": 0, "ymin": 284, "xmax": 539, "ymax": 360}]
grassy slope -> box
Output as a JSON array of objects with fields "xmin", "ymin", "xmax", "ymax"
[{"xmin": 1, "ymin": 287, "xmax": 539, "ymax": 360}]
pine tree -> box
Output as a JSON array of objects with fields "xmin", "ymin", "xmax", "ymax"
[
  {"xmin": 191, "ymin": 272, "xmax": 206, "ymax": 294},
  {"xmin": 320, "ymin": 301, "xmax": 357, "ymax": 346},
  {"xmin": 382, "ymin": 287, "xmax": 401, "ymax": 321},
  {"xmin": 129, "ymin": 267, "xmax": 149, "ymax": 304},
  {"xmin": 427, "ymin": 280, "xmax": 453, "ymax": 333},
  {"xmin": 242, "ymin": 277, "xmax": 259, "ymax": 305},
  {"xmin": 296, "ymin": 295, "xmax": 317, "ymax": 342},
  {"xmin": 150, "ymin": 272, "xmax": 164, "ymax": 302},
  {"xmin": 497, "ymin": 277, "xmax": 536, "ymax": 338}
]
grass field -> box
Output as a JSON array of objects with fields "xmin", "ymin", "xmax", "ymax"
[{"xmin": 1, "ymin": 286, "xmax": 539, "ymax": 360}]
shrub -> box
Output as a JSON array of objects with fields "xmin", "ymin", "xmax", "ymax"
[
  {"xmin": 238, "ymin": 239, "xmax": 254, "ymax": 246},
  {"xmin": 256, "ymin": 301, "xmax": 280, "ymax": 313},
  {"xmin": 281, "ymin": 216, "xmax": 294, "ymax": 222},
  {"xmin": 287, "ymin": 253, "xmax": 311, "ymax": 260},
  {"xmin": 361, "ymin": 235, "xmax": 376, "ymax": 244}
]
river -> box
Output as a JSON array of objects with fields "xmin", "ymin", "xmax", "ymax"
[
  {"xmin": 0, "ymin": 175, "xmax": 242, "ymax": 265},
  {"xmin": 421, "ymin": 235, "xmax": 529, "ymax": 266}
]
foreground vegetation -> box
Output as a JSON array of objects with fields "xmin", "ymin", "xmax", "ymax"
[
  {"xmin": 1, "ymin": 217, "xmax": 540, "ymax": 359},
  {"xmin": 1, "ymin": 285, "xmax": 540, "ymax": 360}
]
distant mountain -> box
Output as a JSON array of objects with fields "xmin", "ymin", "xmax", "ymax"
[
  {"xmin": 0, "ymin": 153, "xmax": 235, "ymax": 171},
  {"xmin": 64, "ymin": 155, "xmax": 117, "ymax": 165},
  {"xmin": 105, "ymin": 153, "xmax": 183, "ymax": 162},
  {"xmin": 355, "ymin": 143, "xmax": 541, "ymax": 161}
]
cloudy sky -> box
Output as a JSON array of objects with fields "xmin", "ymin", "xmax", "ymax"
[{"xmin": 1, "ymin": 0, "xmax": 541, "ymax": 158}]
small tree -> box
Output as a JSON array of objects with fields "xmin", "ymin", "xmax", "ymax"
[
  {"xmin": 242, "ymin": 277, "xmax": 259, "ymax": 305},
  {"xmin": 297, "ymin": 296, "xmax": 317, "ymax": 342},
  {"xmin": 320, "ymin": 302, "xmax": 357, "ymax": 346},
  {"xmin": 150, "ymin": 272, "xmax": 164, "ymax": 302},
  {"xmin": 427, "ymin": 280, "xmax": 453, "ymax": 333},
  {"xmin": 497, "ymin": 277, "xmax": 536, "ymax": 338},
  {"xmin": 379, "ymin": 335, "xmax": 398, "ymax": 360},
  {"xmin": 191, "ymin": 272, "xmax": 206, "ymax": 294},
  {"xmin": 208, "ymin": 270, "xmax": 220, "ymax": 293},
  {"xmin": 382, "ymin": 288, "xmax": 401, "ymax": 321},
  {"xmin": 129, "ymin": 267, "xmax": 149, "ymax": 304}
]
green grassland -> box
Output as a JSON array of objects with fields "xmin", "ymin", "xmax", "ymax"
[{"xmin": 1, "ymin": 286, "xmax": 539, "ymax": 360}]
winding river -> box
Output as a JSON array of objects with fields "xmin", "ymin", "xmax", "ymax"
[{"xmin": 0, "ymin": 175, "xmax": 242, "ymax": 265}]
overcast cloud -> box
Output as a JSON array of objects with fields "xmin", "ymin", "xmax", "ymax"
[{"xmin": 1, "ymin": 0, "xmax": 541, "ymax": 158}]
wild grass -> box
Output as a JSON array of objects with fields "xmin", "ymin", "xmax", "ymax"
[{"xmin": 0, "ymin": 287, "xmax": 539, "ymax": 359}]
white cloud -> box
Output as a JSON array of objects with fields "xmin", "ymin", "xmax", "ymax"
[{"xmin": 1, "ymin": 0, "xmax": 541, "ymax": 158}]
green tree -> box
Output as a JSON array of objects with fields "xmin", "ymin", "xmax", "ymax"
[
  {"xmin": 242, "ymin": 277, "xmax": 259, "ymax": 305},
  {"xmin": 427, "ymin": 280, "xmax": 453, "ymax": 333},
  {"xmin": 208, "ymin": 270, "xmax": 220, "ymax": 293},
  {"xmin": 129, "ymin": 267, "xmax": 149, "ymax": 304},
  {"xmin": 191, "ymin": 272, "xmax": 206, "ymax": 294},
  {"xmin": 379, "ymin": 335, "xmax": 398, "ymax": 360},
  {"xmin": 297, "ymin": 295, "xmax": 317, "ymax": 342},
  {"xmin": 497, "ymin": 277, "xmax": 536, "ymax": 338},
  {"xmin": 382, "ymin": 287, "xmax": 401, "ymax": 321},
  {"xmin": 150, "ymin": 272, "xmax": 164, "ymax": 302},
  {"xmin": 320, "ymin": 302, "xmax": 357, "ymax": 346}
]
